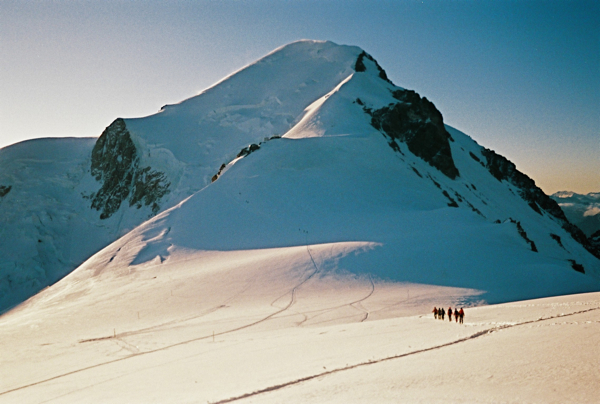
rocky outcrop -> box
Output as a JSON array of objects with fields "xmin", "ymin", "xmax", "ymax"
[
  {"xmin": 212, "ymin": 164, "xmax": 227, "ymax": 183},
  {"xmin": 512, "ymin": 219, "xmax": 538, "ymax": 253},
  {"xmin": 481, "ymin": 148, "xmax": 598, "ymax": 259},
  {"xmin": 237, "ymin": 143, "xmax": 261, "ymax": 158},
  {"xmin": 366, "ymin": 89, "xmax": 460, "ymax": 180},
  {"xmin": 0, "ymin": 185, "xmax": 11, "ymax": 197},
  {"xmin": 90, "ymin": 118, "xmax": 170, "ymax": 219},
  {"xmin": 568, "ymin": 259, "xmax": 585, "ymax": 274},
  {"xmin": 354, "ymin": 51, "xmax": 393, "ymax": 84}
]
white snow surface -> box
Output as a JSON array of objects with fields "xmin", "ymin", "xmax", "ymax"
[
  {"xmin": 124, "ymin": 40, "xmax": 366, "ymax": 195},
  {"xmin": 2, "ymin": 39, "xmax": 600, "ymax": 402},
  {"xmin": 0, "ymin": 138, "xmax": 103, "ymax": 310},
  {"xmin": 1, "ymin": 248, "xmax": 599, "ymax": 403}
]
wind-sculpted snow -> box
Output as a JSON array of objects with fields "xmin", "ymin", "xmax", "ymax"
[{"xmin": 1, "ymin": 243, "xmax": 598, "ymax": 403}]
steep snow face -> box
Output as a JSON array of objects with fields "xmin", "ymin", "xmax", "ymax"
[
  {"xmin": 0, "ymin": 41, "xmax": 368, "ymax": 312},
  {"xmin": 0, "ymin": 135, "xmax": 182, "ymax": 313},
  {"xmin": 0, "ymin": 138, "xmax": 104, "ymax": 311},
  {"xmin": 552, "ymin": 191, "xmax": 600, "ymax": 237}
]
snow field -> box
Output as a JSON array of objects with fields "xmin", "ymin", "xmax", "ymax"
[
  {"xmin": 247, "ymin": 297, "xmax": 600, "ymax": 404},
  {"xmin": 1, "ymin": 243, "xmax": 598, "ymax": 403}
]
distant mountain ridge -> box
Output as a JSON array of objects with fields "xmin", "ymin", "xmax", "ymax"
[
  {"xmin": 551, "ymin": 191, "xmax": 600, "ymax": 238},
  {"xmin": 1, "ymin": 40, "xmax": 599, "ymax": 313}
]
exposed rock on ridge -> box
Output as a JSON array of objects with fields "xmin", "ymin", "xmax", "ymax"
[
  {"xmin": 0, "ymin": 185, "xmax": 11, "ymax": 197},
  {"xmin": 354, "ymin": 51, "xmax": 393, "ymax": 84},
  {"xmin": 90, "ymin": 118, "xmax": 170, "ymax": 219},
  {"xmin": 366, "ymin": 89, "xmax": 460, "ymax": 180},
  {"xmin": 481, "ymin": 148, "xmax": 599, "ymax": 259}
]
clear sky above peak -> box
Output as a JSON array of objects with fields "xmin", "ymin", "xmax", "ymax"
[{"xmin": 1, "ymin": 0, "xmax": 598, "ymax": 194}]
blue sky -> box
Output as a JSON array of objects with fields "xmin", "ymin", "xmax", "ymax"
[{"xmin": 1, "ymin": 0, "xmax": 598, "ymax": 193}]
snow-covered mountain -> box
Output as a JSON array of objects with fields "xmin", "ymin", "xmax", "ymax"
[
  {"xmin": 2, "ymin": 39, "xmax": 600, "ymax": 403},
  {"xmin": 1, "ymin": 40, "xmax": 599, "ymax": 314},
  {"xmin": 551, "ymin": 191, "xmax": 600, "ymax": 238}
]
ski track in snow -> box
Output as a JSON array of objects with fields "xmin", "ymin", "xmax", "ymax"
[
  {"xmin": 352, "ymin": 275, "xmax": 374, "ymax": 322},
  {"xmin": 78, "ymin": 279, "xmax": 255, "ymax": 344},
  {"xmin": 0, "ymin": 243, "xmax": 326, "ymax": 397},
  {"xmin": 2, "ymin": 301, "xmax": 597, "ymax": 399},
  {"xmin": 293, "ymin": 275, "xmax": 375, "ymax": 326},
  {"xmin": 269, "ymin": 241, "xmax": 376, "ymax": 326},
  {"xmin": 208, "ymin": 305, "xmax": 600, "ymax": 404}
]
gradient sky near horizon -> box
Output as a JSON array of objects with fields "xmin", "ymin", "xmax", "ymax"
[{"xmin": 1, "ymin": 0, "xmax": 598, "ymax": 194}]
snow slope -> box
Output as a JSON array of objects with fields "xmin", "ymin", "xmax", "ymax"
[
  {"xmin": 0, "ymin": 247, "xmax": 598, "ymax": 403},
  {"xmin": 0, "ymin": 138, "xmax": 104, "ymax": 311}
]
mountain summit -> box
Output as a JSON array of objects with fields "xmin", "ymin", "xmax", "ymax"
[{"xmin": 0, "ymin": 40, "xmax": 599, "ymax": 312}]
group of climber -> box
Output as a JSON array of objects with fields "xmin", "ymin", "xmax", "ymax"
[{"xmin": 433, "ymin": 306, "xmax": 464, "ymax": 324}]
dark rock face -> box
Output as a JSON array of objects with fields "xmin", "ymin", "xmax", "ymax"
[
  {"xmin": 367, "ymin": 89, "xmax": 459, "ymax": 180},
  {"xmin": 550, "ymin": 233, "xmax": 565, "ymax": 249},
  {"xmin": 568, "ymin": 259, "xmax": 585, "ymax": 274},
  {"xmin": 481, "ymin": 148, "xmax": 599, "ymax": 259},
  {"xmin": 0, "ymin": 185, "xmax": 11, "ymax": 197},
  {"xmin": 354, "ymin": 51, "xmax": 393, "ymax": 84},
  {"xmin": 511, "ymin": 219, "xmax": 538, "ymax": 253},
  {"xmin": 237, "ymin": 143, "xmax": 261, "ymax": 158},
  {"xmin": 469, "ymin": 152, "xmax": 482, "ymax": 163},
  {"xmin": 90, "ymin": 118, "xmax": 170, "ymax": 219},
  {"xmin": 212, "ymin": 164, "xmax": 227, "ymax": 183},
  {"xmin": 442, "ymin": 190, "xmax": 459, "ymax": 207}
]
